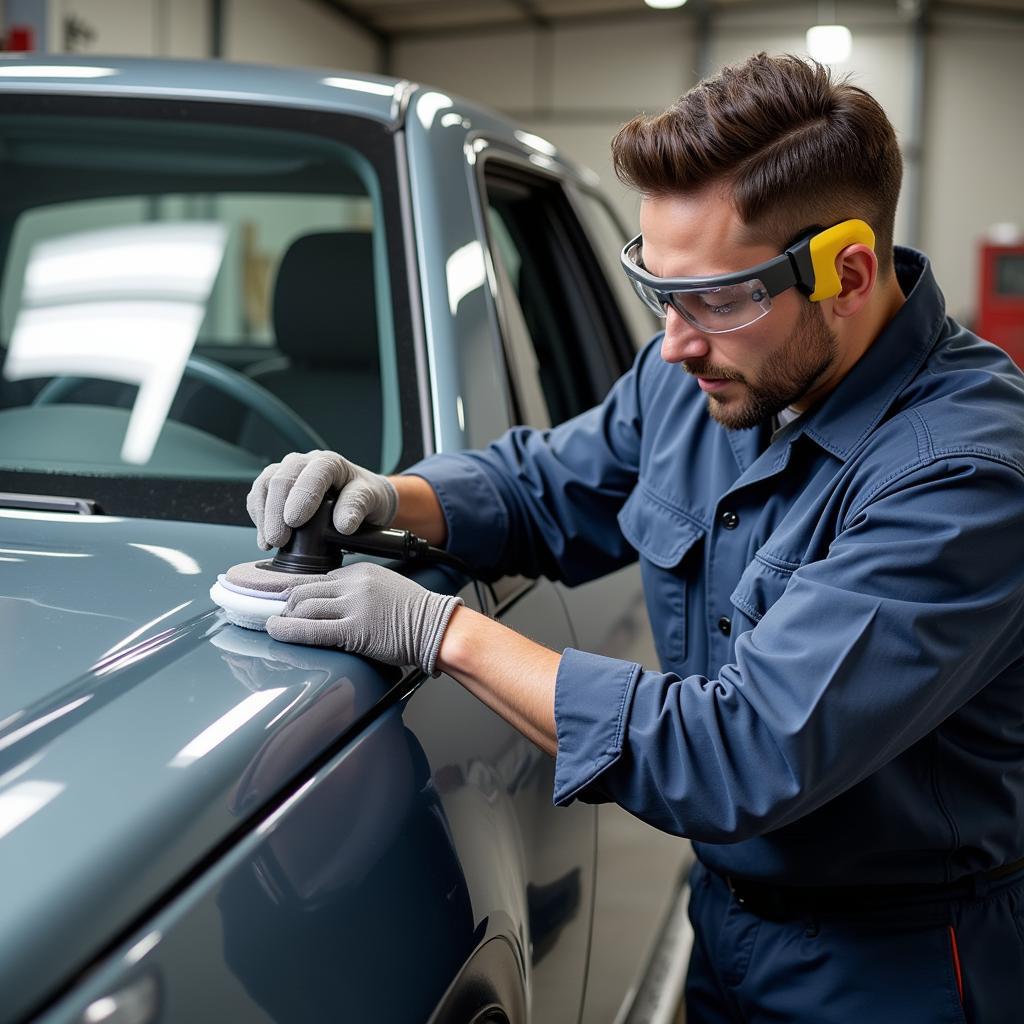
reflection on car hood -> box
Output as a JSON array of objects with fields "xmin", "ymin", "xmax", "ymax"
[{"xmin": 0, "ymin": 508, "xmax": 401, "ymax": 1022}]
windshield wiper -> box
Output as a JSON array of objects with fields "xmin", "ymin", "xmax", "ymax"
[{"xmin": 0, "ymin": 492, "xmax": 101, "ymax": 515}]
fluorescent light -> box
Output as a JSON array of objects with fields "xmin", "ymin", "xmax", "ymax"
[
  {"xmin": 97, "ymin": 600, "xmax": 194, "ymax": 662},
  {"xmin": 0, "ymin": 697, "xmax": 93, "ymax": 754},
  {"xmin": 416, "ymin": 91, "xmax": 453, "ymax": 130},
  {"xmin": 124, "ymin": 931, "xmax": 162, "ymax": 966},
  {"xmin": 321, "ymin": 76, "xmax": 394, "ymax": 97},
  {"xmin": 0, "ymin": 780, "xmax": 65, "ymax": 841},
  {"xmin": 23, "ymin": 223, "xmax": 226, "ymax": 303},
  {"xmin": 0, "ymin": 65, "xmax": 118, "ymax": 78},
  {"xmin": 806, "ymin": 24, "xmax": 852, "ymax": 63},
  {"xmin": 514, "ymin": 130, "xmax": 557, "ymax": 157},
  {"xmin": 170, "ymin": 689, "xmax": 288, "ymax": 767},
  {"xmin": 645, "ymin": 0, "xmax": 687, "ymax": 8},
  {"xmin": 445, "ymin": 241, "xmax": 486, "ymax": 316},
  {"xmin": 6, "ymin": 300, "xmax": 206, "ymax": 464},
  {"xmin": 129, "ymin": 544, "xmax": 202, "ymax": 575},
  {"xmin": 6, "ymin": 222, "xmax": 227, "ymax": 465},
  {"xmin": 0, "ymin": 509, "xmax": 122, "ymax": 523},
  {"xmin": 0, "ymin": 547, "xmax": 89, "ymax": 558}
]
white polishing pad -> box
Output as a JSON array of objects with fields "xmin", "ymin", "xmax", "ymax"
[{"xmin": 211, "ymin": 577, "xmax": 288, "ymax": 632}]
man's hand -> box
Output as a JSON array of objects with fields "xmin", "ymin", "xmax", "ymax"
[
  {"xmin": 247, "ymin": 450, "xmax": 398, "ymax": 551},
  {"xmin": 267, "ymin": 561, "xmax": 560, "ymax": 754},
  {"xmin": 266, "ymin": 561, "xmax": 462, "ymax": 676}
]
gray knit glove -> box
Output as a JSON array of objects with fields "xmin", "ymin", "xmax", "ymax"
[
  {"xmin": 247, "ymin": 450, "xmax": 398, "ymax": 551},
  {"xmin": 266, "ymin": 562, "xmax": 463, "ymax": 676}
]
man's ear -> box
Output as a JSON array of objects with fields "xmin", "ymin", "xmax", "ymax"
[{"xmin": 830, "ymin": 244, "xmax": 877, "ymax": 318}]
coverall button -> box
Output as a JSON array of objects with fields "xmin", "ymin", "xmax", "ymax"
[
  {"xmin": 720, "ymin": 510, "xmax": 740, "ymax": 530},
  {"xmin": 718, "ymin": 616, "xmax": 732, "ymax": 636}
]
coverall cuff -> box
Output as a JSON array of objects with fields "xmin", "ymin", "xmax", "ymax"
[
  {"xmin": 402, "ymin": 455, "xmax": 510, "ymax": 571},
  {"xmin": 553, "ymin": 648, "xmax": 641, "ymax": 807}
]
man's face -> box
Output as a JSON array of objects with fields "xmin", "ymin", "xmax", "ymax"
[{"xmin": 638, "ymin": 191, "xmax": 839, "ymax": 430}]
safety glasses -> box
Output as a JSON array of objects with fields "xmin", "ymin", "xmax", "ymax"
[{"xmin": 620, "ymin": 219, "xmax": 875, "ymax": 334}]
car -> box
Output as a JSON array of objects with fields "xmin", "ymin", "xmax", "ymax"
[{"xmin": 0, "ymin": 55, "xmax": 692, "ymax": 1024}]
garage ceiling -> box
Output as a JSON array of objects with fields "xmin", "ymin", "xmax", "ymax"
[{"xmin": 326, "ymin": 0, "xmax": 1024, "ymax": 37}]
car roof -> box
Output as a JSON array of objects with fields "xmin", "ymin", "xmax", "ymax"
[
  {"xmin": 0, "ymin": 53, "xmax": 600, "ymax": 187},
  {"xmin": 0, "ymin": 53, "xmax": 406, "ymax": 124}
]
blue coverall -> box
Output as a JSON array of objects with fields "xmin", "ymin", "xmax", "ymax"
[{"xmin": 407, "ymin": 248, "xmax": 1024, "ymax": 1021}]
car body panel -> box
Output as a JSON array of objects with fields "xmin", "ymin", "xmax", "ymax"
[
  {"xmin": 35, "ymin": 702, "xmax": 479, "ymax": 1024},
  {"xmin": 400, "ymin": 81, "xmax": 603, "ymax": 454},
  {"xmin": 35, "ymin": 580, "xmax": 590, "ymax": 1024},
  {"xmin": 0, "ymin": 510, "xmax": 439, "ymax": 1023},
  {"xmin": 403, "ymin": 88, "xmax": 516, "ymax": 454}
]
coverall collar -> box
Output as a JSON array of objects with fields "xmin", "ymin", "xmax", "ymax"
[{"xmin": 776, "ymin": 247, "xmax": 947, "ymax": 461}]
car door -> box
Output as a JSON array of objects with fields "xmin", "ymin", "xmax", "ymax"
[{"xmin": 478, "ymin": 156, "xmax": 694, "ymax": 1024}]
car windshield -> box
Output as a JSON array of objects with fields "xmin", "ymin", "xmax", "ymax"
[{"xmin": 0, "ymin": 102, "xmax": 406, "ymax": 523}]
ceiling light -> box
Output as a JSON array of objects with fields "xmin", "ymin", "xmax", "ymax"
[
  {"xmin": 806, "ymin": 24, "xmax": 852, "ymax": 63},
  {"xmin": 645, "ymin": 0, "xmax": 688, "ymax": 9}
]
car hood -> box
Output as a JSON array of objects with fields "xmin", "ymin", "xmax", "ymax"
[{"xmin": 0, "ymin": 507, "xmax": 405, "ymax": 1022}]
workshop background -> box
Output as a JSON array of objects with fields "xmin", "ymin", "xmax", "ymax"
[{"xmin": 0, "ymin": 0, "xmax": 1022, "ymax": 330}]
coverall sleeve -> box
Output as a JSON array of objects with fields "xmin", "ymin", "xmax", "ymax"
[
  {"xmin": 402, "ymin": 341, "xmax": 655, "ymax": 585},
  {"xmin": 553, "ymin": 455, "xmax": 1024, "ymax": 843}
]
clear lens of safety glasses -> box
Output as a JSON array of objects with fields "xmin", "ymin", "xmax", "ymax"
[
  {"xmin": 630, "ymin": 277, "xmax": 773, "ymax": 334},
  {"xmin": 670, "ymin": 280, "xmax": 773, "ymax": 333}
]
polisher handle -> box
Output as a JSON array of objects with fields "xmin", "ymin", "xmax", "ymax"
[
  {"xmin": 270, "ymin": 490, "xmax": 471, "ymax": 576},
  {"xmin": 338, "ymin": 525, "xmax": 432, "ymax": 561}
]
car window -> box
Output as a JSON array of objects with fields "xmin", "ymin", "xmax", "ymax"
[
  {"xmin": 485, "ymin": 207, "xmax": 553, "ymax": 429},
  {"xmin": 482, "ymin": 163, "xmax": 633, "ymax": 429},
  {"xmin": 572, "ymin": 188, "xmax": 659, "ymax": 351},
  {"xmin": 0, "ymin": 105, "xmax": 411, "ymax": 523}
]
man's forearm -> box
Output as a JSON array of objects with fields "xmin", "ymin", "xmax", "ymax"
[
  {"xmin": 388, "ymin": 474, "xmax": 448, "ymax": 547},
  {"xmin": 390, "ymin": 474, "xmax": 558, "ymax": 753},
  {"xmin": 435, "ymin": 605, "xmax": 559, "ymax": 756}
]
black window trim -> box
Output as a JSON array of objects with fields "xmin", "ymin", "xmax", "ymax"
[
  {"xmin": 470, "ymin": 141, "xmax": 637, "ymax": 432},
  {"xmin": 469, "ymin": 144, "xmax": 646, "ymax": 611}
]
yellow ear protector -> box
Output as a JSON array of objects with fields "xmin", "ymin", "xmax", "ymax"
[{"xmin": 806, "ymin": 219, "xmax": 876, "ymax": 302}]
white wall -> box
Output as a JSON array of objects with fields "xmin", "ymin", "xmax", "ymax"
[
  {"xmin": 394, "ymin": 17, "xmax": 699, "ymax": 236},
  {"xmin": 45, "ymin": 0, "xmax": 207, "ymax": 58},
  {"xmin": 40, "ymin": 0, "xmax": 381, "ymax": 68},
  {"xmin": 393, "ymin": 10, "xmax": 922, "ymax": 244},
  {"xmin": 224, "ymin": 0, "xmax": 380, "ymax": 71},
  {"xmin": 393, "ymin": 7, "xmax": 1024, "ymax": 327},
  {"xmin": 923, "ymin": 11, "xmax": 1024, "ymax": 322}
]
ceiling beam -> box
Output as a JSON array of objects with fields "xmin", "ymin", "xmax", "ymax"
[
  {"xmin": 316, "ymin": 0, "xmax": 1024, "ymax": 44},
  {"xmin": 389, "ymin": 5, "xmax": 693, "ymax": 40},
  {"xmin": 509, "ymin": 0, "xmax": 552, "ymax": 29},
  {"xmin": 314, "ymin": 0, "xmax": 390, "ymax": 45}
]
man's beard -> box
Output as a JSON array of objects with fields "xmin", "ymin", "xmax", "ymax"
[{"xmin": 685, "ymin": 303, "xmax": 838, "ymax": 431}]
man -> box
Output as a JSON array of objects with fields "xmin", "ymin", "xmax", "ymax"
[{"xmin": 248, "ymin": 54, "xmax": 1024, "ymax": 1022}]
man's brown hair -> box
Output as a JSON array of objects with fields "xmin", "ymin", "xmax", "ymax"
[{"xmin": 612, "ymin": 53, "xmax": 903, "ymax": 276}]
